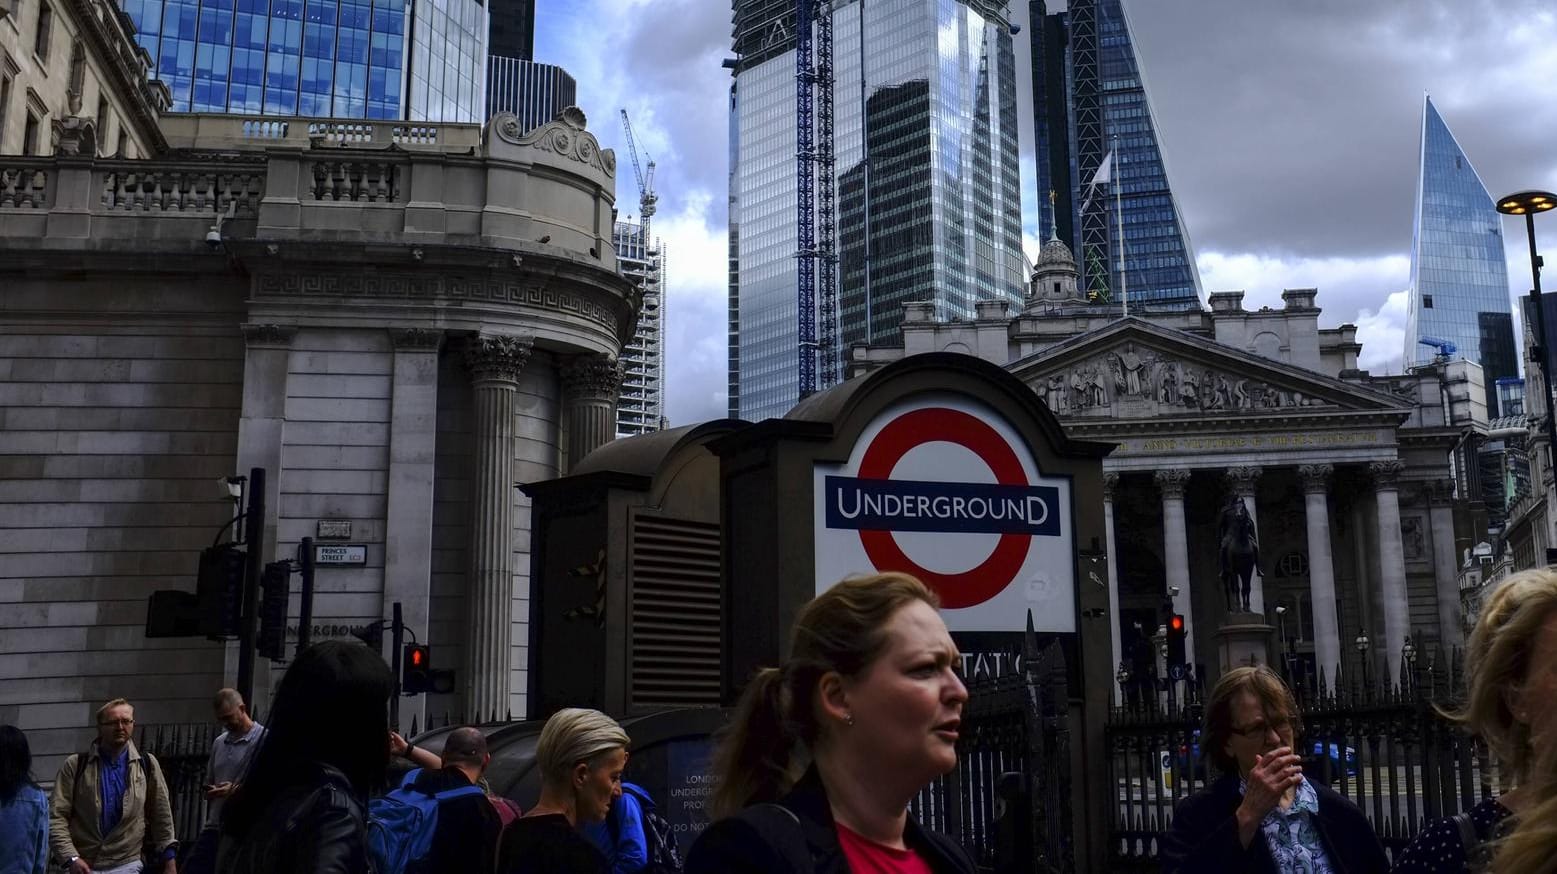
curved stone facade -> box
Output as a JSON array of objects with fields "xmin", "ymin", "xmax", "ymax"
[{"xmin": 0, "ymin": 110, "xmax": 636, "ymax": 765}]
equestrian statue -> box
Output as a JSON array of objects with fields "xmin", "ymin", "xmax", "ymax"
[{"xmin": 1218, "ymin": 496, "xmax": 1262, "ymax": 613}]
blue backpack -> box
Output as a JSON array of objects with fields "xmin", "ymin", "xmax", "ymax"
[{"xmin": 367, "ymin": 768, "xmax": 486, "ymax": 874}]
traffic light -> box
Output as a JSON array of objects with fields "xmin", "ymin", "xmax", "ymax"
[
  {"xmin": 196, "ymin": 544, "xmax": 247, "ymax": 640},
  {"xmin": 1166, "ymin": 614, "xmax": 1187, "ymax": 668},
  {"xmin": 403, "ymin": 644, "xmax": 430, "ymax": 695},
  {"xmin": 257, "ymin": 561, "xmax": 291, "ymax": 661}
]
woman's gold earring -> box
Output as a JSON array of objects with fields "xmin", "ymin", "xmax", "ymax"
[{"xmin": 845, "ymin": 714, "xmax": 854, "ymax": 727}]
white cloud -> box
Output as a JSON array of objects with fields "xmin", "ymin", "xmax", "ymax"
[{"xmin": 1196, "ymin": 250, "xmax": 1413, "ymax": 372}]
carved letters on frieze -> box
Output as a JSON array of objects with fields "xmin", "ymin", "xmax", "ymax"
[
  {"xmin": 254, "ymin": 273, "xmax": 619, "ymax": 331},
  {"xmin": 1031, "ymin": 341, "xmax": 1330, "ymax": 417}
]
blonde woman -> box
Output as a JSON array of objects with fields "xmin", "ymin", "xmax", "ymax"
[
  {"xmin": 1393, "ymin": 568, "xmax": 1557, "ymax": 872},
  {"xmin": 686, "ymin": 573, "xmax": 975, "ymax": 874},
  {"xmin": 498, "ymin": 708, "xmax": 629, "ymax": 874}
]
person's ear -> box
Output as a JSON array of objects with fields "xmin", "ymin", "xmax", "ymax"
[
  {"xmin": 573, "ymin": 761, "xmax": 590, "ymax": 789},
  {"xmin": 817, "ymin": 670, "xmax": 852, "ymax": 727}
]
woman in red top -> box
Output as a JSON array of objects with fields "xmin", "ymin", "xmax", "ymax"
[{"xmin": 685, "ymin": 573, "xmax": 975, "ymax": 874}]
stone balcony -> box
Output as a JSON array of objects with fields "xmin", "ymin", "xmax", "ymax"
[{"xmin": 0, "ymin": 108, "xmax": 638, "ymax": 356}]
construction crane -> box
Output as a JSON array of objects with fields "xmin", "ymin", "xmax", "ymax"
[
  {"xmin": 795, "ymin": 0, "xmax": 837, "ymax": 398},
  {"xmin": 1418, "ymin": 337, "xmax": 1458, "ymax": 362},
  {"xmin": 619, "ymin": 110, "xmax": 657, "ymax": 246}
]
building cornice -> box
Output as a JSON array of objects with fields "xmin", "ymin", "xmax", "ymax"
[{"xmin": 63, "ymin": 0, "xmax": 169, "ymax": 152}]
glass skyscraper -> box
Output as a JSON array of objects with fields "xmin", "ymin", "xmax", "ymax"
[
  {"xmin": 1403, "ymin": 95, "xmax": 1517, "ymax": 417},
  {"xmin": 729, "ymin": 0, "xmax": 1026, "ymax": 421},
  {"xmin": 1029, "ymin": 0, "xmax": 1200, "ymax": 308},
  {"xmin": 121, "ymin": 0, "xmax": 486, "ymax": 120},
  {"xmin": 614, "ymin": 219, "xmax": 665, "ymax": 437}
]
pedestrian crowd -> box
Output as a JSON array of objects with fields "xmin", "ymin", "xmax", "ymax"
[{"xmin": 0, "ymin": 566, "xmax": 1554, "ymax": 873}]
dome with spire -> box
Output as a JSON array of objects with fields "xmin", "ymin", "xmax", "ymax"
[
  {"xmin": 1027, "ymin": 206, "xmax": 1081, "ymax": 308},
  {"xmin": 1037, "ymin": 235, "xmax": 1076, "ymax": 269}
]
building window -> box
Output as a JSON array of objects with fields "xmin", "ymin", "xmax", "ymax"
[
  {"xmin": 23, "ymin": 110, "xmax": 40, "ymax": 155},
  {"xmin": 67, "ymin": 39, "xmax": 84, "ymax": 104},
  {"xmin": 95, "ymin": 93, "xmax": 106, "ymax": 131},
  {"xmin": 116, "ymin": 128, "xmax": 126, "ymax": 157},
  {"xmin": 33, "ymin": 4, "xmax": 53, "ymax": 62},
  {"xmin": 1423, "ymin": 295, "xmax": 1433, "ymax": 309}
]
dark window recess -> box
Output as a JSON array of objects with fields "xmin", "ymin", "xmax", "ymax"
[
  {"xmin": 34, "ymin": 4, "xmax": 53, "ymax": 60},
  {"xmin": 23, "ymin": 112, "xmax": 40, "ymax": 155},
  {"xmin": 1455, "ymin": 155, "xmax": 1463, "ymax": 170},
  {"xmin": 1053, "ymin": 281, "xmax": 1061, "ymax": 295},
  {"xmin": 1423, "ymin": 295, "xmax": 1433, "ymax": 308}
]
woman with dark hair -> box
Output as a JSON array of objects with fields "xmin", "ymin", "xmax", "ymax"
[
  {"xmin": 685, "ymin": 573, "xmax": 976, "ymax": 874},
  {"xmin": 1393, "ymin": 568, "xmax": 1557, "ymax": 872},
  {"xmin": 1159, "ymin": 665, "xmax": 1388, "ymax": 873},
  {"xmin": 0, "ymin": 725, "xmax": 49, "ymax": 874},
  {"xmin": 217, "ymin": 640, "xmax": 395, "ymax": 874}
]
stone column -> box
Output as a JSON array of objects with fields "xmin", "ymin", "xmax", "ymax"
[
  {"xmin": 234, "ymin": 324, "xmax": 296, "ymax": 704},
  {"xmin": 1298, "ymin": 464, "xmax": 1341, "ymax": 688},
  {"xmin": 1102, "ymin": 472, "xmax": 1123, "ymax": 701},
  {"xmin": 384, "ymin": 328, "xmax": 442, "ymax": 733},
  {"xmin": 562, "ymin": 354, "xmax": 623, "ymax": 471},
  {"xmin": 1224, "ymin": 466, "xmax": 1266, "ymax": 615},
  {"xmin": 1370, "ymin": 460, "xmax": 1409, "ymax": 685},
  {"xmin": 463, "ymin": 334, "xmax": 532, "ymax": 721},
  {"xmin": 1427, "ymin": 478, "xmax": 1462, "ymax": 646},
  {"xmin": 1155, "ymin": 469, "xmax": 1194, "ymax": 659}
]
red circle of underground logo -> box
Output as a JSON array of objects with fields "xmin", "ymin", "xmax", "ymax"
[{"xmin": 855, "ymin": 407, "xmax": 1033, "ymax": 609}]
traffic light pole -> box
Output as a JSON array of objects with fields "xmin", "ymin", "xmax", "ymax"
[
  {"xmin": 297, "ymin": 536, "xmax": 315, "ymax": 654},
  {"xmin": 237, "ymin": 466, "xmax": 265, "ymax": 707},
  {"xmin": 390, "ymin": 601, "xmax": 404, "ymax": 730}
]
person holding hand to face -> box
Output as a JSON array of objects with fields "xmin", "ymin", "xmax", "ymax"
[{"xmin": 1159, "ymin": 666, "xmax": 1388, "ymax": 874}]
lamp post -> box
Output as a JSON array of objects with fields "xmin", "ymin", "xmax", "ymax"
[
  {"xmin": 1497, "ymin": 191, "xmax": 1557, "ymax": 511},
  {"xmin": 1116, "ymin": 662, "xmax": 1131, "ymax": 707},
  {"xmin": 1402, "ymin": 632, "xmax": 1417, "ymax": 692}
]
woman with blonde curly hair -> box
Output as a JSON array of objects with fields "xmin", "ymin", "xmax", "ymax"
[
  {"xmin": 1392, "ymin": 567, "xmax": 1557, "ymax": 872},
  {"xmin": 686, "ymin": 572, "xmax": 975, "ymax": 874}
]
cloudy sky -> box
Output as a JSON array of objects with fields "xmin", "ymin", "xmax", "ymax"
[{"xmin": 536, "ymin": 0, "xmax": 1557, "ymax": 426}]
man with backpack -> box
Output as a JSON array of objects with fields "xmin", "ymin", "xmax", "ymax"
[
  {"xmin": 581, "ymin": 781, "xmax": 682, "ymax": 874},
  {"xmin": 370, "ymin": 726, "xmax": 503, "ymax": 874},
  {"xmin": 49, "ymin": 698, "xmax": 177, "ymax": 874}
]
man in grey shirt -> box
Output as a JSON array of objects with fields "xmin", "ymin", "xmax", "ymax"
[{"xmin": 183, "ymin": 689, "xmax": 265, "ymax": 874}]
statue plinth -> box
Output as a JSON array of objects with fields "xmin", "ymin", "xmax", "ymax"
[{"xmin": 1215, "ymin": 612, "xmax": 1274, "ymax": 672}]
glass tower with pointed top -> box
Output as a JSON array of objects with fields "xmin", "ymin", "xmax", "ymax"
[
  {"xmin": 1029, "ymin": 0, "xmax": 1200, "ymax": 309},
  {"xmin": 1402, "ymin": 95, "xmax": 1517, "ymax": 417}
]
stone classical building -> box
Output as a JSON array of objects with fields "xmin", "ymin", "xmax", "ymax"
[
  {"xmin": 850, "ymin": 232, "xmax": 1485, "ymax": 696},
  {"xmin": 0, "ymin": 108, "xmax": 637, "ymax": 775},
  {"xmin": 0, "ymin": 0, "xmax": 168, "ymax": 156}
]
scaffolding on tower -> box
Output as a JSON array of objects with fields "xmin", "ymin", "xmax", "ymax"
[{"xmin": 795, "ymin": 0, "xmax": 837, "ymax": 398}]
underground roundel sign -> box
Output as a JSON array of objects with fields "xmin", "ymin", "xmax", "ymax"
[{"xmin": 813, "ymin": 394, "xmax": 1076, "ymax": 633}]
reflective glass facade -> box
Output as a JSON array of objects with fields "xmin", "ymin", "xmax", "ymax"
[
  {"xmin": 1403, "ymin": 96, "xmax": 1517, "ymax": 416},
  {"xmin": 614, "ymin": 219, "xmax": 665, "ymax": 437},
  {"xmin": 730, "ymin": 0, "xmax": 1026, "ymax": 421},
  {"xmin": 1029, "ymin": 0, "xmax": 1200, "ymax": 309},
  {"xmin": 122, "ymin": 0, "xmax": 484, "ymax": 120}
]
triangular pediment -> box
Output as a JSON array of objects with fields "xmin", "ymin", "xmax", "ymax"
[{"xmin": 1009, "ymin": 317, "xmax": 1412, "ymax": 420}]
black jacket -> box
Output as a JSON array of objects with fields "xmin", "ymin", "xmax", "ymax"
[
  {"xmin": 216, "ymin": 763, "xmax": 373, "ymax": 874},
  {"xmin": 685, "ymin": 767, "xmax": 976, "ymax": 874},
  {"xmin": 1158, "ymin": 774, "xmax": 1389, "ymax": 874}
]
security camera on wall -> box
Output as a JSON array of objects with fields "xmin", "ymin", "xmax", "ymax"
[{"xmin": 205, "ymin": 228, "xmax": 223, "ymax": 249}]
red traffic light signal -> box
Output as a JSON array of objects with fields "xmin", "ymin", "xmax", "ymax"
[
  {"xmin": 1166, "ymin": 613, "xmax": 1187, "ymax": 668},
  {"xmin": 402, "ymin": 644, "xmax": 431, "ymax": 695},
  {"xmin": 1170, "ymin": 614, "xmax": 1185, "ymax": 633}
]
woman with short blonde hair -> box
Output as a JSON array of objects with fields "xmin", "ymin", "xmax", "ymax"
[{"xmin": 498, "ymin": 708, "xmax": 629, "ymax": 874}]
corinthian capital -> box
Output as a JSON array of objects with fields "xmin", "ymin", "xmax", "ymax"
[
  {"xmin": 562, "ymin": 354, "xmax": 624, "ymax": 402},
  {"xmin": 240, "ymin": 323, "xmax": 297, "ymax": 348},
  {"xmin": 1368, "ymin": 460, "xmax": 1405, "ymax": 489},
  {"xmin": 1224, "ymin": 466, "xmax": 1262, "ymax": 497},
  {"xmin": 464, "ymin": 334, "xmax": 533, "ymax": 384},
  {"xmin": 1102, "ymin": 472, "xmax": 1119, "ymax": 501},
  {"xmin": 1297, "ymin": 463, "xmax": 1334, "ymax": 494},
  {"xmin": 1154, "ymin": 469, "xmax": 1191, "ymax": 500}
]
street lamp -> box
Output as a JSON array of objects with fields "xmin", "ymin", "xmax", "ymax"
[
  {"xmin": 1497, "ymin": 190, "xmax": 1557, "ymax": 503},
  {"xmin": 1355, "ymin": 629, "xmax": 1371, "ymax": 690}
]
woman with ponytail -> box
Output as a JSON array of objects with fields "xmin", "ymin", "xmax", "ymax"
[{"xmin": 686, "ymin": 573, "xmax": 975, "ymax": 874}]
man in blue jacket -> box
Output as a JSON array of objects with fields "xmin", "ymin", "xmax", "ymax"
[{"xmin": 580, "ymin": 781, "xmax": 651, "ymax": 874}]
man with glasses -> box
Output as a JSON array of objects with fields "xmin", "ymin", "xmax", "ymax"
[
  {"xmin": 1158, "ymin": 666, "xmax": 1387, "ymax": 873},
  {"xmin": 50, "ymin": 698, "xmax": 177, "ymax": 874}
]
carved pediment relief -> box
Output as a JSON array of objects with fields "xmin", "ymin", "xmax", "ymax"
[
  {"xmin": 1015, "ymin": 320, "xmax": 1409, "ymax": 420},
  {"xmin": 1030, "ymin": 342, "xmax": 1330, "ymax": 417}
]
